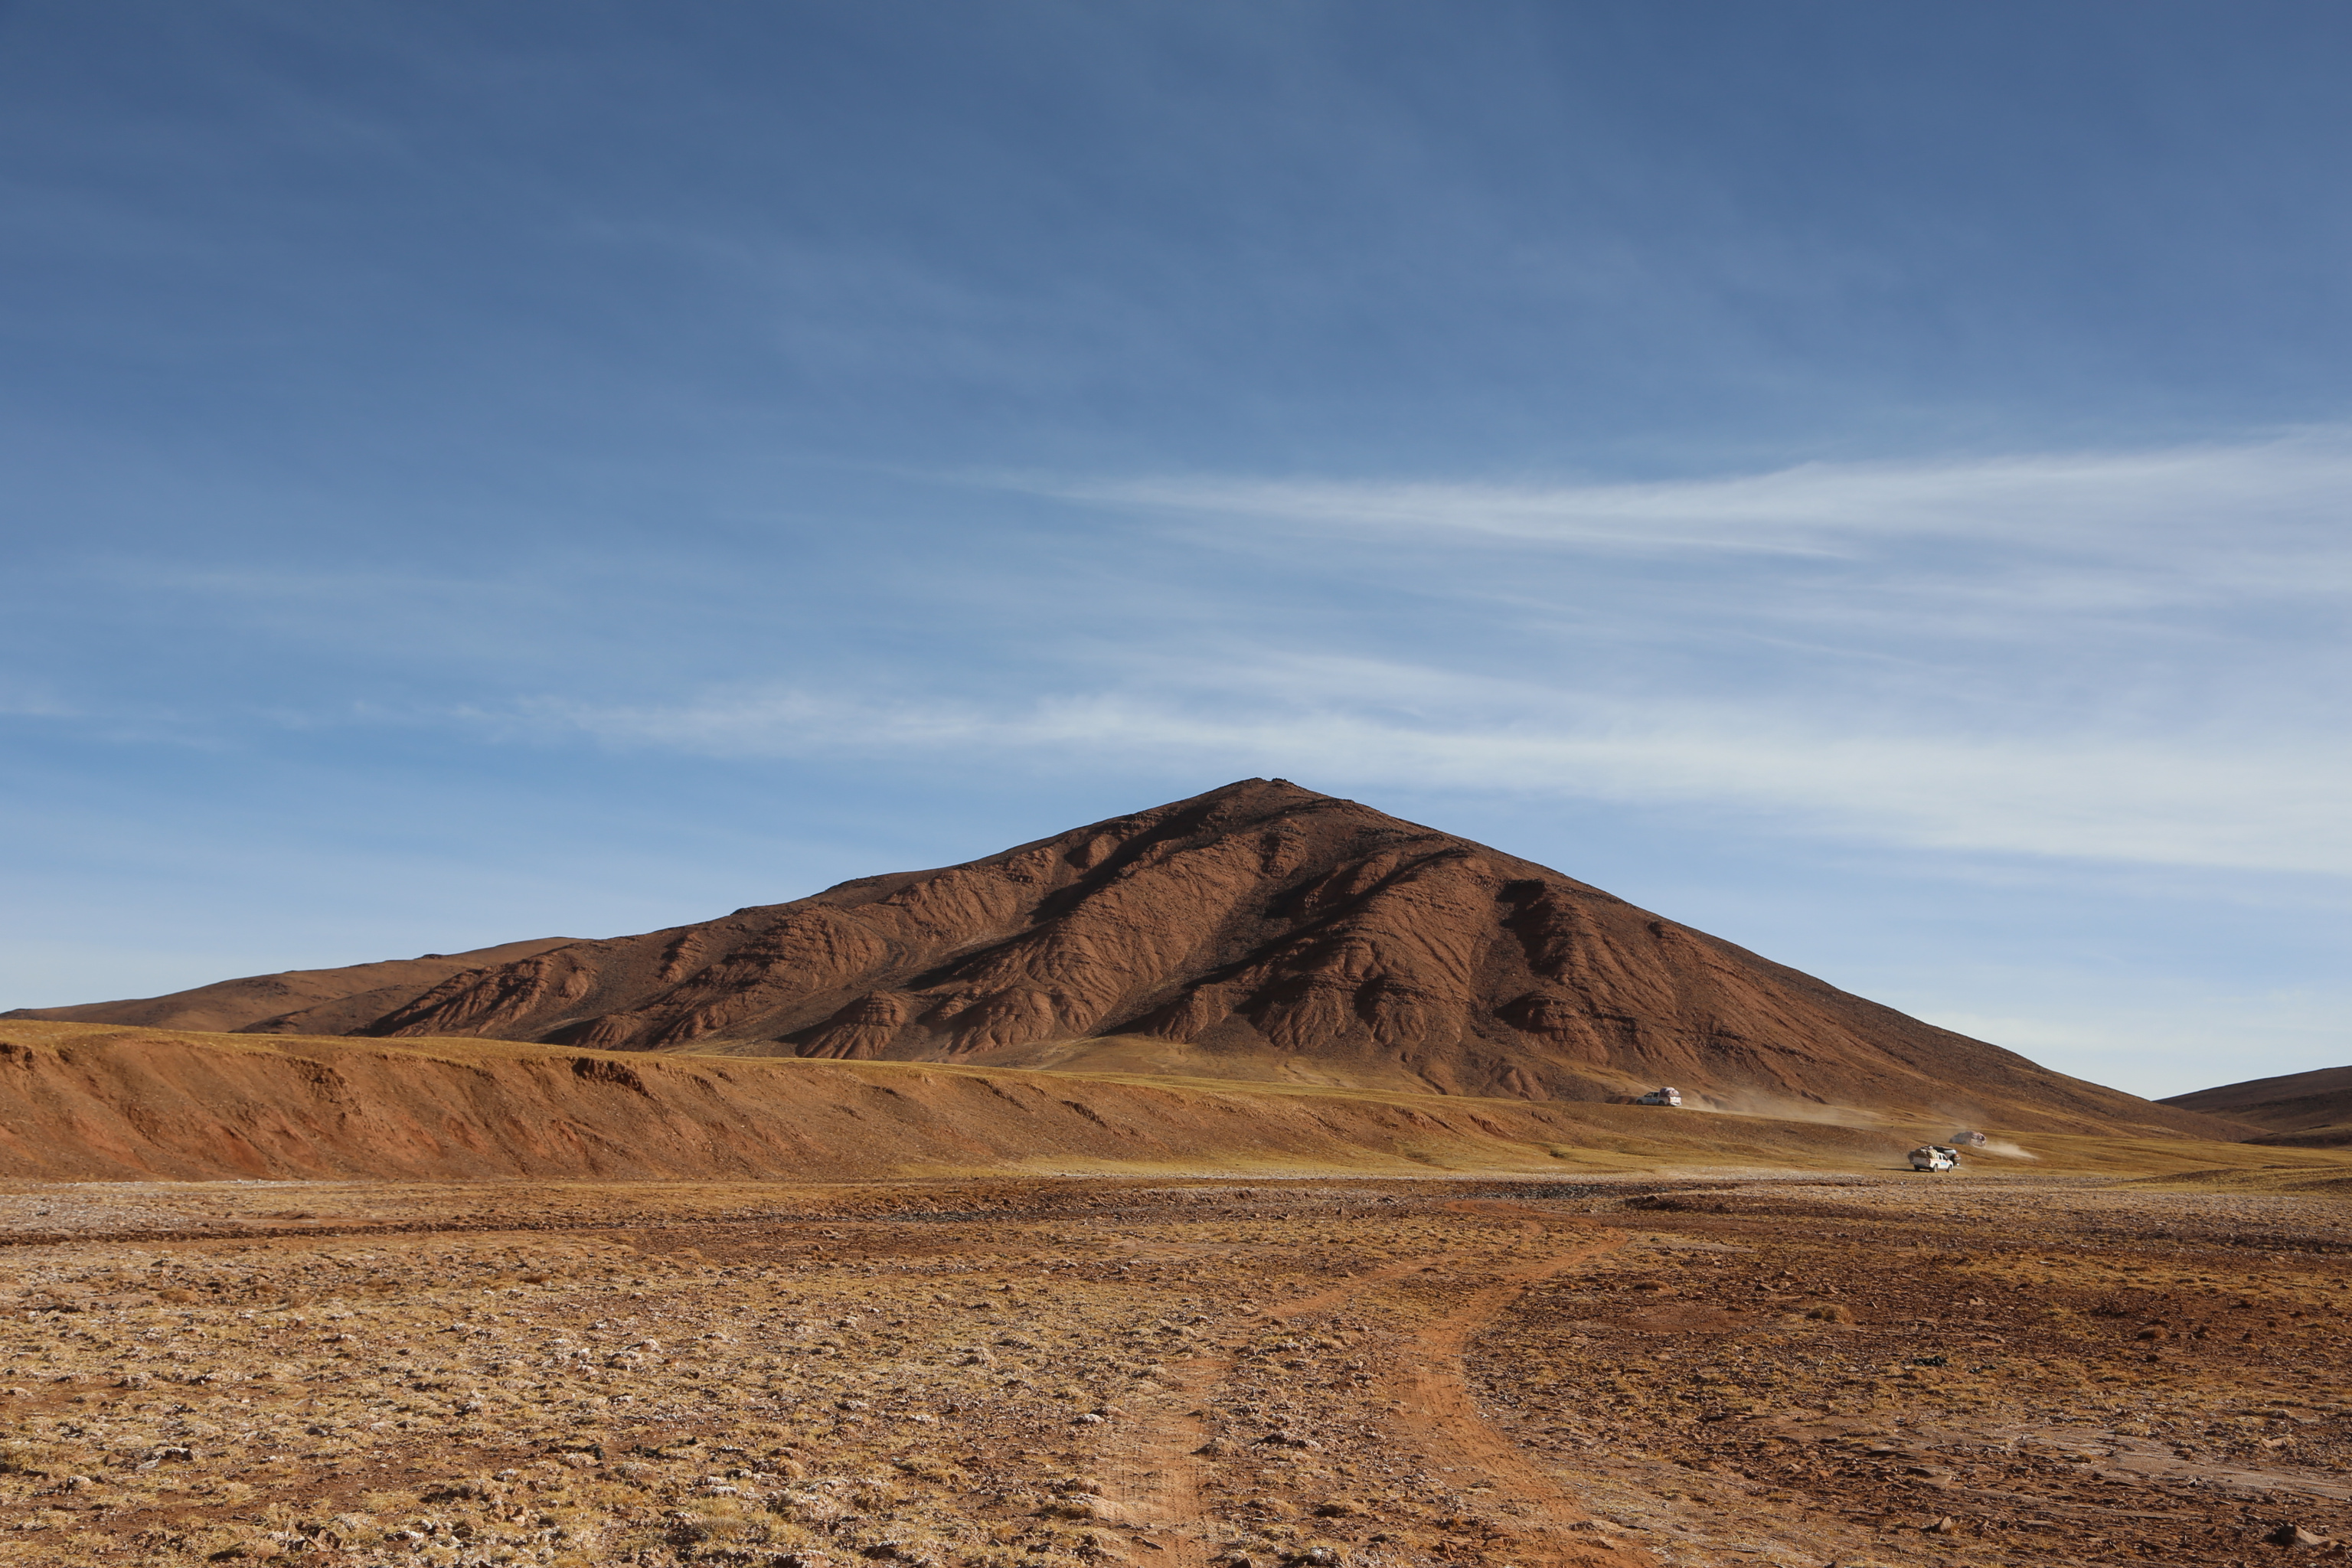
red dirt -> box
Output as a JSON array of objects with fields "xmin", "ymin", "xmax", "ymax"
[
  {"xmin": 4, "ymin": 1018, "xmax": 2333, "ymax": 1190},
  {"xmin": 0, "ymin": 1020, "xmax": 2109, "ymax": 1185}
]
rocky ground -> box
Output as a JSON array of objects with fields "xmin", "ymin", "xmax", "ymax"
[{"xmin": 0, "ymin": 1171, "xmax": 2344, "ymax": 1568}]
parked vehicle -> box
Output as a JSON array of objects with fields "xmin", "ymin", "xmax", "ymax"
[
  {"xmin": 1635, "ymin": 1086, "xmax": 1684, "ymax": 1107},
  {"xmin": 1909, "ymin": 1145, "xmax": 1959, "ymax": 1172}
]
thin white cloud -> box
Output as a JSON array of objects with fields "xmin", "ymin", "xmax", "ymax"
[
  {"xmin": 447, "ymin": 433, "xmax": 2352, "ymax": 883},
  {"xmin": 1040, "ymin": 431, "xmax": 2352, "ymax": 583},
  {"xmin": 527, "ymin": 675, "xmax": 2352, "ymax": 877}
]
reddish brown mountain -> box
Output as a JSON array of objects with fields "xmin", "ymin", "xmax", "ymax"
[
  {"xmin": 354, "ymin": 779, "xmax": 2234, "ymax": 1137},
  {"xmin": 2, "ymin": 938, "xmax": 577, "ymax": 1036},
  {"xmin": 2162, "ymin": 1065, "xmax": 2352, "ymax": 1148}
]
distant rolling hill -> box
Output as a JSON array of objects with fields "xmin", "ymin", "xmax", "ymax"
[
  {"xmin": 2161, "ymin": 1065, "xmax": 2352, "ymax": 1148},
  {"xmin": 4, "ymin": 938, "xmax": 578, "ymax": 1035}
]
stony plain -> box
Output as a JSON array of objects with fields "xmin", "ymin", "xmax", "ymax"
[{"xmin": 2, "ymin": 1169, "xmax": 2347, "ymax": 1568}]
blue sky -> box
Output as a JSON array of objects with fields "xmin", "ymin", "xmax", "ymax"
[{"xmin": 5, "ymin": 1, "xmax": 2347, "ymax": 1097}]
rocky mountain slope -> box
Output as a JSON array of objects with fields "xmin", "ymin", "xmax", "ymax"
[
  {"xmin": 2163, "ymin": 1064, "xmax": 2352, "ymax": 1147},
  {"xmin": 3, "ymin": 938, "xmax": 577, "ymax": 1035},
  {"xmin": 347, "ymin": 779, "xmax": 2233, "ymax": 1136}
]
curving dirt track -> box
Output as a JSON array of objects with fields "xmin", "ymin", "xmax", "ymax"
[
  {"xmin": 1085, "ymin": 1200, "xmax": 1651, "ymax": 1567},
  {"xmin": 1360, "ymin": 1207, "xmax": 1651, "ymax": 1566},
  {"xmin": 1090, "ymin": 1245, "xmax": 1474, "ymax": 1566}
]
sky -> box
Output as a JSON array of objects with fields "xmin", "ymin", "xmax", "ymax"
[{"xmin": 3, "ymin": 0, "xmax": 2347, "ymax": 1099}]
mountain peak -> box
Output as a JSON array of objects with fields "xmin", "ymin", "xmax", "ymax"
[{"xmin": 337, "ymin": 784, "xmax": 2225, "ymax": 1137}]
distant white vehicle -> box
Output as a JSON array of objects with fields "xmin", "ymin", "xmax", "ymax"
[
  {"xmin": 1635, "ymin": 1087, "xmax": 1683, "ymax": 1107},
  {"xmin": 1951, "ymin": 1129, "xmax": 1988, "ymax": 1146},
  {"xmin": 1909, "ymin": 1145, "xmax": 1959, "ymax": 1172}
]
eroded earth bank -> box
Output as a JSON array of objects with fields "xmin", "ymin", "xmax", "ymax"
[{"xmin": 0, "ymin": 1174, "xmax": 2346, "ymax": 1568}]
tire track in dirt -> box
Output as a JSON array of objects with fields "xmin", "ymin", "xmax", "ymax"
[
  {"xmin": 1392, "ymin": 1242, "xmax": 1655, "ymax": 1566},
  {"xmin": 1283, "ymin": 1204, "xmax": 1655, "ymax": 1568},
  {"xmin": 1093, "ymin": 1210, "xmax": 1646, "ymax": 1567},
  {"xmin": 1267, "ymin": 1250, "xmax": 1472, "ymax": 1320},
  {"xmin": 1089, "ymin": 1251, "xmax": 1463, "ymax": 1563},
  {"xmin": 1092, "ymin": 1351, "xmax": 1231, "ymax": 1564}
]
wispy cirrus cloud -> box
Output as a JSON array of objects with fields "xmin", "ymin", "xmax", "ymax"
[
  {"xmin": 502, "ymin": 433, "xmax": 2352, "ymax": 881},
  {"xmin": 1036, "ymin": 430, "xmax": 2352, "ymax": 578},
  {"xmin": 521, "ymin": 672, "xmax": 2352, "ymax": 876}
]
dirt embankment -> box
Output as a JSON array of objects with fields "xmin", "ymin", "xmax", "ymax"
[
  {"xmin": 0, "ymin": 1022, "xmax": 1859, "ymax": 1185},
  {"xmin": 0, "ymin": 1022, "xmax": 2337, "ymax": 1189}
]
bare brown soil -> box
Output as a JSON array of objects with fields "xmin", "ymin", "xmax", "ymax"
[
  {"xmin": 0, "ymin": 1022, "xmax": 2321, "ymax": 1187},
  {"xmin": 0, "ymin": 1173, "xmax": 2345, "ymax": 1568}
]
